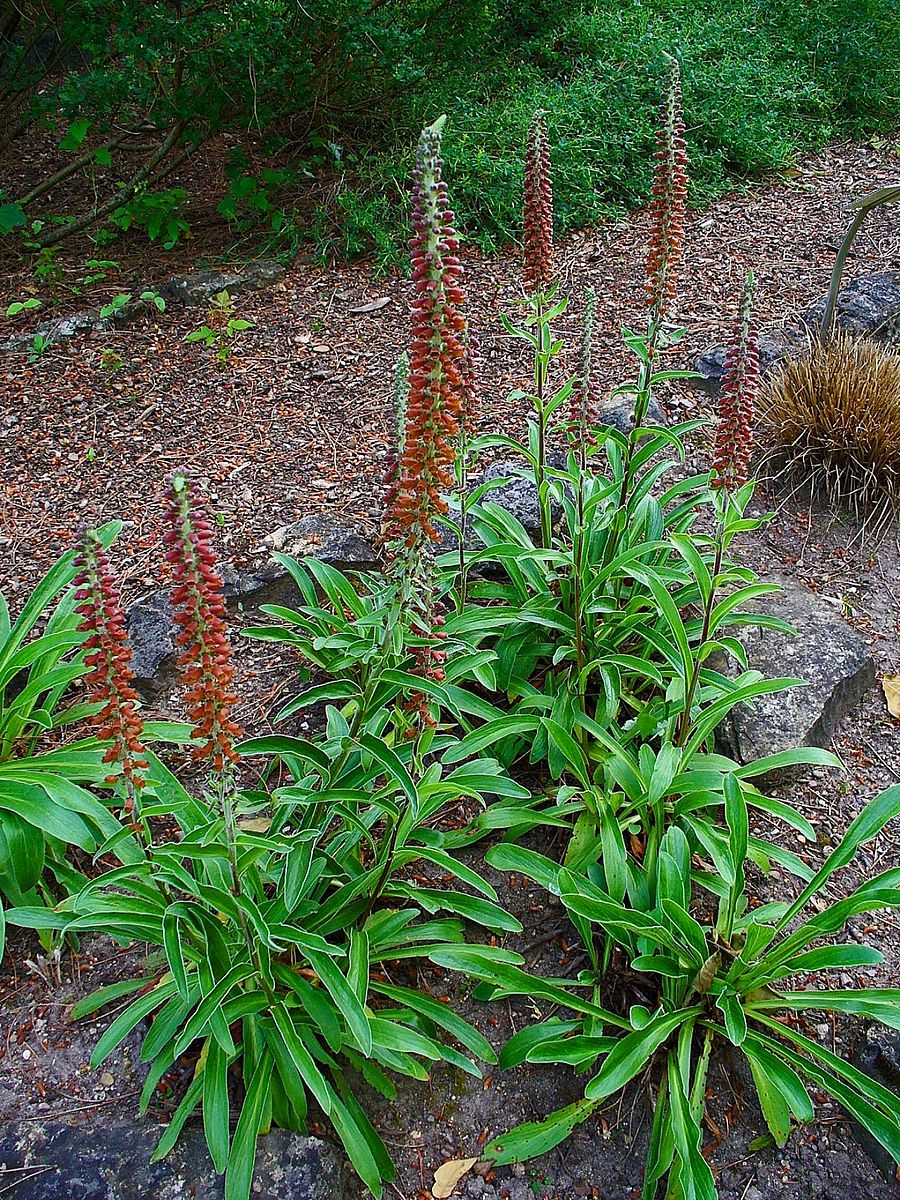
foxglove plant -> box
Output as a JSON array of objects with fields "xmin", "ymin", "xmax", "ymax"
[
  {"xmin": 163, "ymin": 470, "xmax": 243, "ymax": 771},
  {"xmin": 645, "ymin": 58, "xmax": 688, "ymax": 334},
  {"xmin": 73, "ymin": 528, "xmax": 149, "ymax": 818},
  {"xmin": 383, "ymin": 114, "xmax": 472, "ymax": 734},
  {"xmin": 383, "ymin": 115, "xmax": 467, "ymax": 557},
  {"xmin": 675, "ymin": 269, "xmax": 759, "ymax": 746},
  {"xmin": 569, "ymin": 289, "xmax": 598, "ymax": 685},
  {"xmin": 523, "ymin": 111, "xmax": 554, "ymax": 298},
  {"xmin": 604, "ymin": 60, "xmax": 689, "ymax": 570},
  {"xmin": 520, "ymin": 110, "xmax": 560, "ymax": 548}
]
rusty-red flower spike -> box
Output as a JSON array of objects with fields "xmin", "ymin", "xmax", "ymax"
[
  {"xmin": 570, "ymin": 288, "xmax": 599, "ymax": 445},
  {"xmin": 712, "ymin": 272, "xmax": 758, "ymax": 491},
  {"xmin": 645, "ymin": 61, "xmax": 688, "ymax": 322},
  {"xmin": 163, "ymin": 470, "xmax": 243, "ymax": 771},
  {"xmin": 523, "ymin": 111, "xmax": 554, "ymax": 296},
  {"xmin": 384, "ymin": 115, "xmax": 469, "ymax": 554},
  {"xmin": 73, "ymin": 530, "xmax": 148, "ymax": 803}
]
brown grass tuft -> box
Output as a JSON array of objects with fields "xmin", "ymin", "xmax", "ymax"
[{"xmin": 758, "ymin": 332, "xmax": 900, "ymax": 513}]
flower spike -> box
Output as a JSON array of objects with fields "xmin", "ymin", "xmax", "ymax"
[
  {"xmin": 73, "ymin": 530, "xmax": 148, "ymax": 804},
  {"xmin": 383, "ymin": 115, "xmax": 469, "ymax": 554},
  {"xmin": 570, "ymin": 288, "xmax": 599, "ymax": 445},
  {"xmin": 712, "ymin": 272, "xmax": 758, "ymax": 490},
  {"xmin": 645, "ymin": 61, "xmax": 688, "ymax": 322},
  {"xmin": 523, "ymin": 111, "xmax": 554, "ymax": 296},
  {"xmin": 163, "ymin": 470, "xmax": 243, "ymax": 770}
]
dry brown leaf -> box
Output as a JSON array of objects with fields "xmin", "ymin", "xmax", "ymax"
[
  {"xmin": 237, "ymin": 817, "xmax": 272, "ymax": 832},
  {"xmin": 432, "ymin": 1157, "xmax": 479, "ymax": 1198},
  {"xmin": 350, "ymin": 297, "xmax": 391, "ymax": 313},
  {"xmin": 883, "ymin": 675, "xmax": 900, "ymax": 719}
]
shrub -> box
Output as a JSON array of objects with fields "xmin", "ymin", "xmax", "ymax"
[{"xmin": 759, "ymin": 332, "xmax": 900, "ymax": 511}]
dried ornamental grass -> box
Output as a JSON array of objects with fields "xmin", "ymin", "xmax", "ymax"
[{"xmin": 759, "ymin": 332, "xmax": 900, "ymax": 512}]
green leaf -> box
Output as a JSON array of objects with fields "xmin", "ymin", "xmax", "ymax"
[
  {"xmin": 0, "ymin": 781, "xmax": 94, "ymax": 849},
  {"xmin": 225, "ymin": 1052, "xmax": 273, "ymax": 1200},
  {"xmin": 268, "ymin": 1003, "xmax": 333, "ymax": 1113},
  {"xmin": 541, "ymin": 718, "xmax": 590, "ymax": 787},
  {"xmin": 585, "ymin": 1009, "xmax": 699, "ymax": 1101},
  {"xmin": 776, "ymin": 786, "xmax": 900, "ymax": 931},
  {"xmin": 174, "ymin": 965, "xmax": 255, "ymax": 1057},
  {"xmin": 70, "ymin": 977, "xmax": 156, "ymax": 1019},
  {"xmin": 203, "ymin": 1038, "xmax": 231, "ymax": 1174},
  {"xmin": 152, "ymin": 1073, "xmax": 204, "ymax": 1162},
  {"xmin": 356, "ymin": 732, "xmax": 417, "ymax": 804},
  {"xmin": 373, "ymin": 983, "xmax": 496, "ymax": 1063},
  {"xmin": 306, "ymin": 948, "xmax": 372, "ymax": 1055},
  {"xmin": 667, "ymin": 1055, "xmax": 717, "ymax": 1200},
  {"xmin": 742, "ymin": 1034, "xmax": 814, "ymax": 1125},
  {"xmin": 330, "ymin": 1095, "xmax": 386, "ymax": 1197},
  {"xmin": 59, "ymin": 118, "xmax": 90, "ymax": 150},
  {"xmin": 0, "ymin": 202, "xmax": 27, "ymax": 233},
  {"xmin": 716, "ymin": 993, "xmax": 747, "ymax": 1046},
  {"xmin": 484, "ymin": 1099, "xmax": 598, "ymax": 1165},
  {"xmin": 91, "ymin": 982, "xmax": 174, "ymax": 1067},
  {"xmin": 388, "ymin": 884, "xmax": 521, "ymax": 933}
]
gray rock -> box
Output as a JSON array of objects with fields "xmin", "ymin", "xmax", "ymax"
[
  {"xmin": 596, "ymin": 393, "xmax": 668, "ymax": 432},
  {"xmin": 480, "ymin": 458, "xmax": 561, "ymax": 540},
  {"xmin": 0, "ymin": 262, "xmax": 285, "ymax": 355},
  {"xmin": 695, "ymin": 272, "xmax": 900, "ymax": 399},
  {"xmin": 156, "ymin": 261, "xmax": 285, "ymax": 308},
  {"xmin": 0, "ymin": 1119, "xmax": 350, "ymax": 1200},
  {"xmin": 127, "ymin": 591, "xmax": 177, "ymax": 703},
  {"xmin": 0, "ymin": 309, "xmax": 113, "ymax": 354},
  {"xmin": 261, "ymin": 513, "xmax": 379, "ymax": 573},
  {"xmin": 717, "ymin": 576, "xmax": 875, "ymax": 771},
  {"xmin": 853, "ymin": 1025, "xmax": 900, "ymax": 1181},
  {"xmin": 126, "ymin": 516, "xmax": 379, "ymax": 697},
  {"xmin": 694, "ymin": 330, "xmax": 797, "ymax": 397},
  {"xmin": 801, "ymin": 271, "xmax": 900, "ymax": 344}
]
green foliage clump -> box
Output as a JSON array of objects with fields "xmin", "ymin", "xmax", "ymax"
[{"xmin": 2, "ymin": 0, "xmax": 899, "ymax": 260}]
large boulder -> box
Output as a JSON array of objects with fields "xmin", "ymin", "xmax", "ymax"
[
  {"xmin": 801, "ymin": 271, "xmax": 900, "ymax": 344},
  {"xmin": 695, "ymin": 272, "xmax": 900, "ymax": 398},
  {"xmin": 596, "ymin": 392, "xmax": 668, "ymax": 432},
  {"xmin": 127, "ymin": 590, "xmax": 178, "ymax": 703},
  {"xmin": 126, "ymin": 515, "xmax": 380, "ymax": 698},
  {"xmin": 155, "ymin": 261, "xmax": 285, "ymax": 308},
  {"xmin": 0, "ymin": 1119, "xmax": 351, "ymax": 1200},
  {"xmin": 694, "ymin": 330, "xmax": 798, "ymax": 397},
  {"xmin": 718, "ymin": 576, "xmax": 875, "ymax": 769},
  {"xmin": 1, "ymin": 262, "xmax": 285, "ymax": 355}
]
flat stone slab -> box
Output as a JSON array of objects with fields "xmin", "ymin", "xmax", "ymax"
[
  {"xmin": 0, "ymin": 1119, "xmax": 350, "ymax": 1200},
  {"xmin": 718, "ymin": 576, "xmax": 875, "ymax": 768}
]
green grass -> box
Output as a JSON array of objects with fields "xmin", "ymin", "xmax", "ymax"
[{"xmin": 304, "ymin": 0, "xmax": 900, "ymax": 265}]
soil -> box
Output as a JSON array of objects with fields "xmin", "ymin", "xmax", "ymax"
[{"xmin": 1, "ymin": 133, "xmax": 900, "ymax": 1199}]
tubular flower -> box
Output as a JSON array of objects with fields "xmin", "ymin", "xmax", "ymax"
[
  {"xmin": 73, "ymin": 530, "xmax": 148, "ymax": 803},
  {"xmin": 384, "ymin": 115, "xmax": 468, "ymax": 553},
  {"xmin": 645, "ymin": 61, "xmax": 688, "ymax": 322},
  {"xmin": 402, "ymin": 606, "xmax": 448, "ymax": 732},
  {"xmin": 163, "ymin": 470, "xmax": 243, "ymax": 771},
  {"xmin": 570, "ymin": 288, "xmax": 599, "ymax": 444},
  {"xmin": 712, "ymin": 273, "xmax": 758, "ymax": 490},
  {"xmin": 523, "ymin": 112, "xmax": 554, "ymax": 295}
]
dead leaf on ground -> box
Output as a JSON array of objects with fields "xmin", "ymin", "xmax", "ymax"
[
  {"xmin": 432, "ymin": 1156, "xmax": 479, "ymax": 1198},
  {"xmin": 883, "ymin": 675, "xmax": 900, "ymax": 719},
  {"xmin": 349, "ymin": 296, "xmax": 391, "ymax": 313}
]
